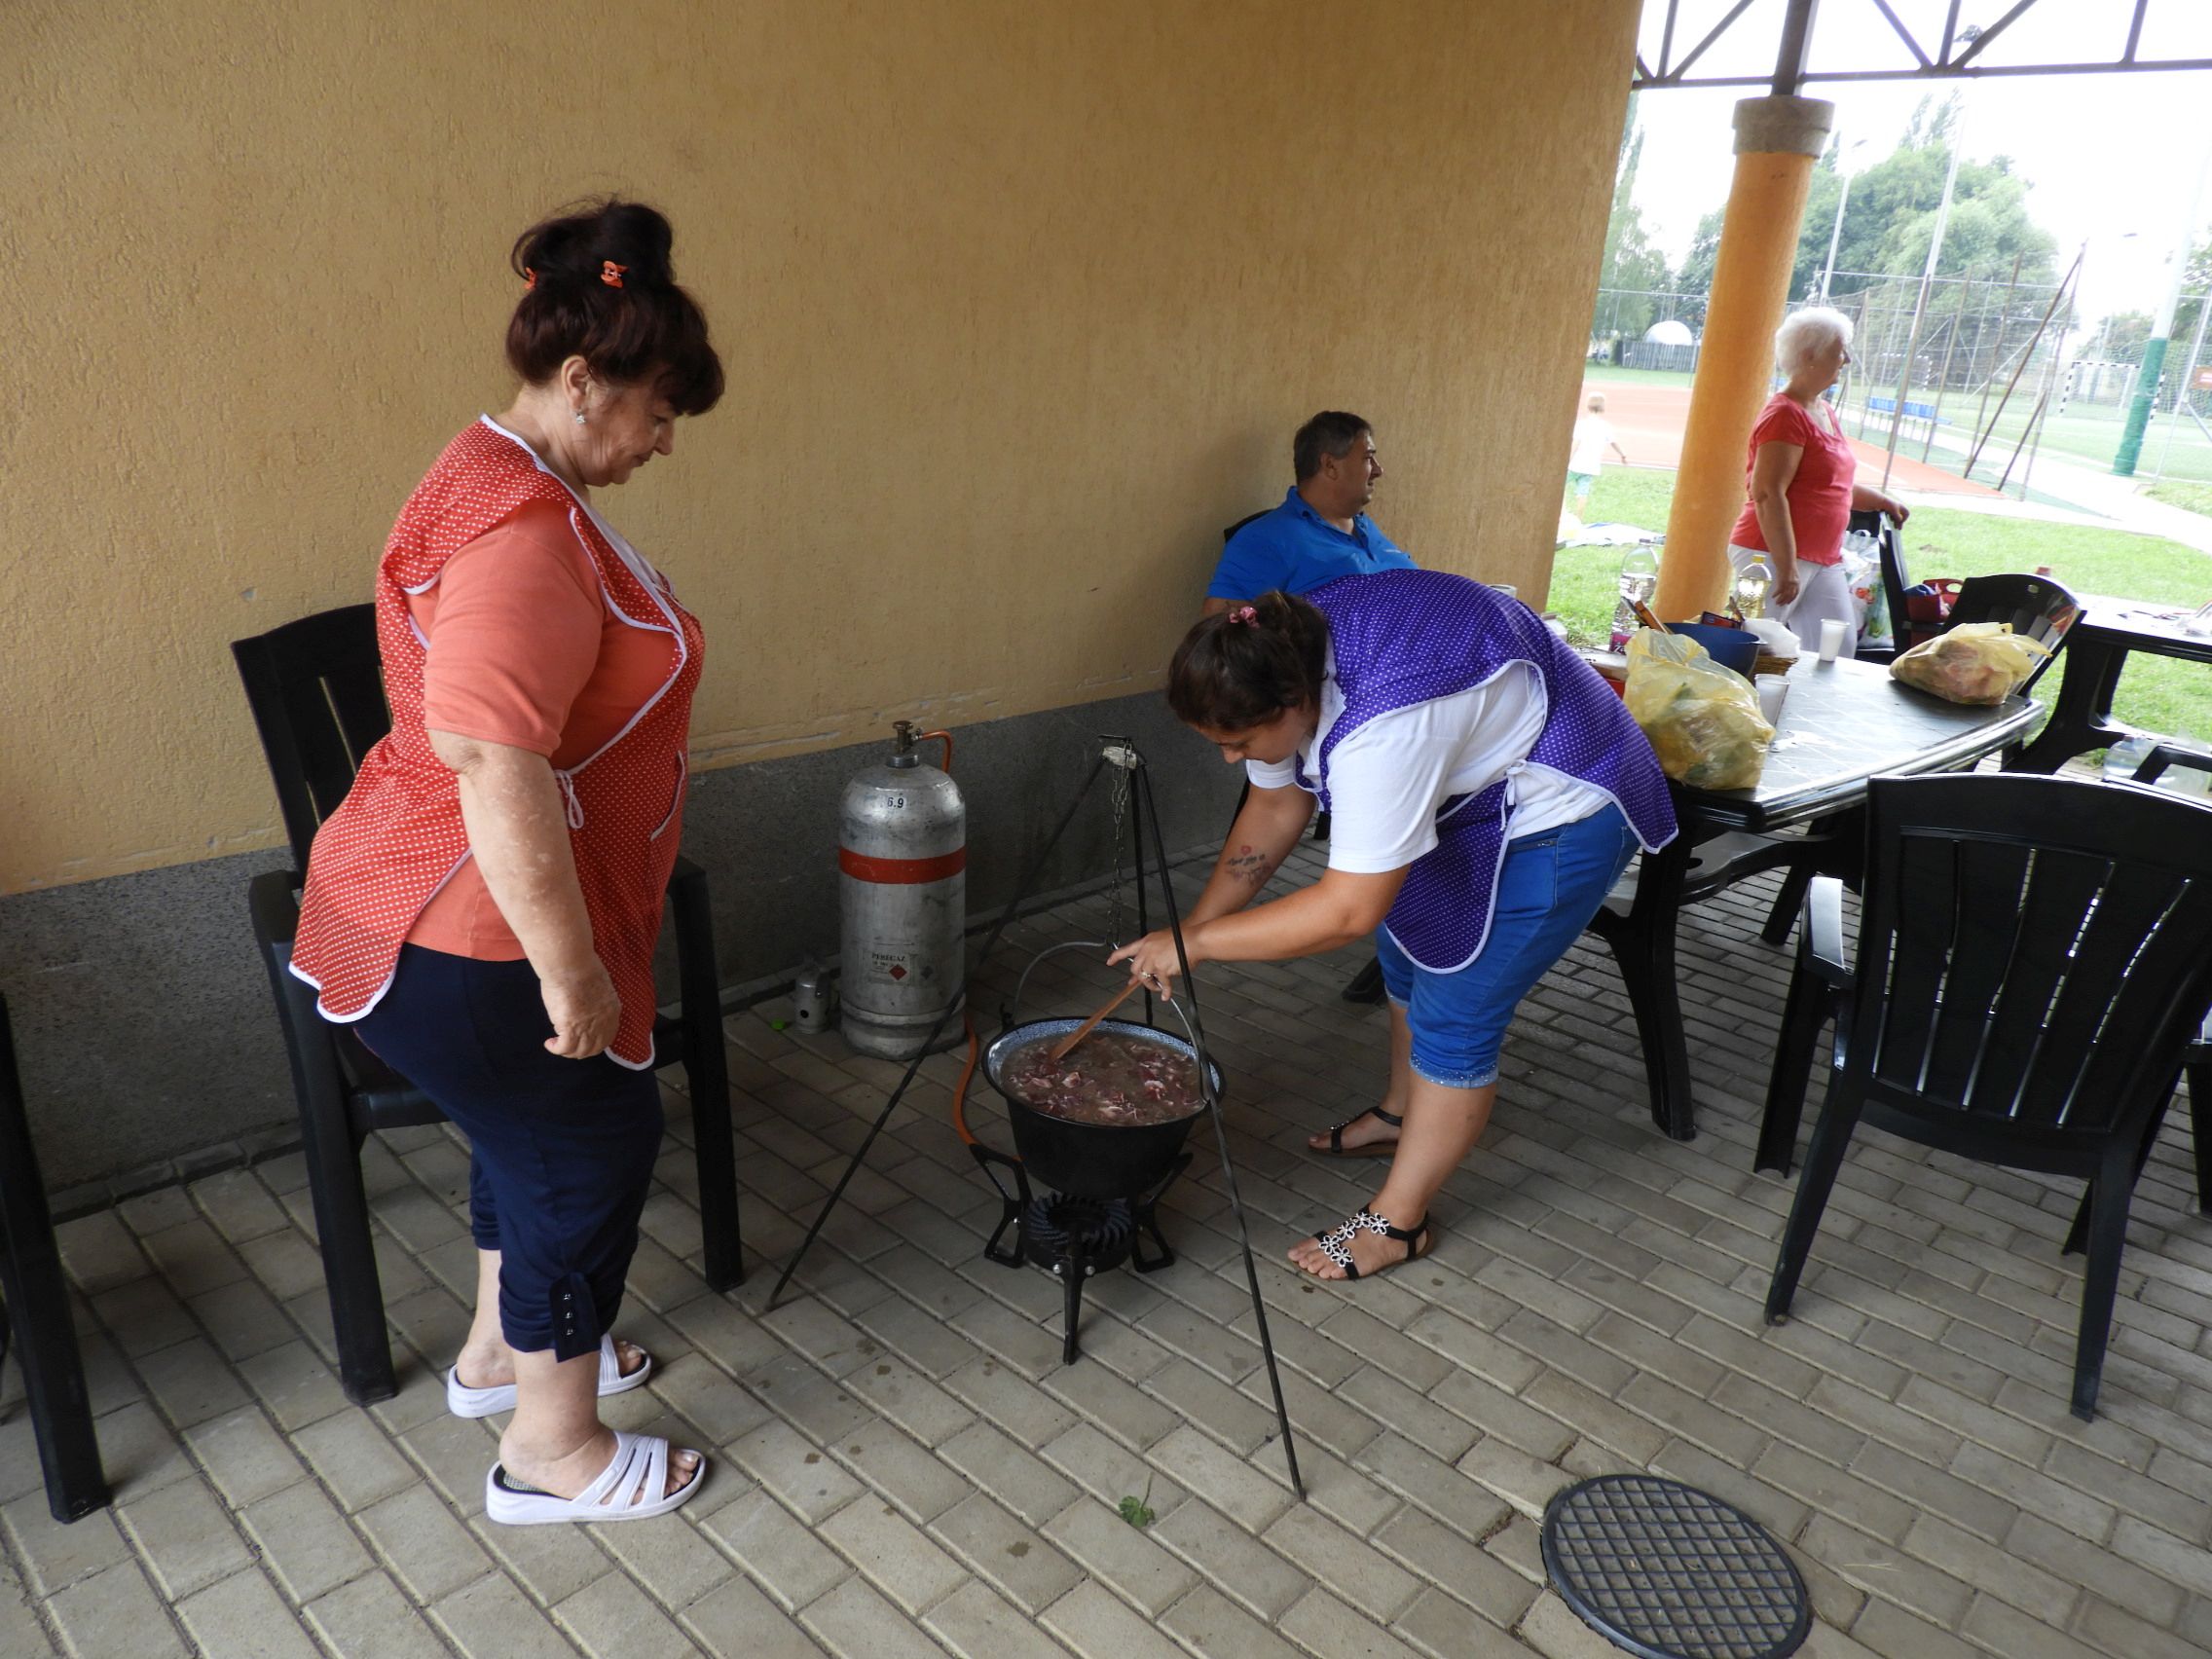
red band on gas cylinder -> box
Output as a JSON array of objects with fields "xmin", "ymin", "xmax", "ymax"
[{"xmin": 838, "ymin": 846, "xmax": 967, "ymax": 884}]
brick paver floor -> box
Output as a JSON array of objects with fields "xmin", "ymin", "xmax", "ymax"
[{"xmin": 6, "ymin": 845, "xmax": 2209, "ymax": 1658}]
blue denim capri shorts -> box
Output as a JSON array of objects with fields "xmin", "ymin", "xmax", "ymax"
[{"xmin": 1377, "ymin": 804, "xmax": 1641, "ymax": 1089}]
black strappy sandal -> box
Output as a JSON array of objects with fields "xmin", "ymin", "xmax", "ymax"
[
  {"xmin": 1314, "ymin": 1106, "xmax": 1402, "ymax": 1158},
  {"xmin": 1312, "ymin": 1208, "xmax": 1431, "ymax": 1281}
]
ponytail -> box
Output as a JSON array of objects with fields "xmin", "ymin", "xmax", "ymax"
[{"xmin": 1166, "ymin": 591, "xmax": 1329, "ymax": 730}]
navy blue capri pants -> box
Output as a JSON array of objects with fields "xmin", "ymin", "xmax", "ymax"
[{"xmin": 352, "ymin": 943, "xmax": 662, "ymax": 1361}]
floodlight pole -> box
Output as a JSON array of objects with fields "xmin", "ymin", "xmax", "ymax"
[
  {"xmin": 1882, "ymin": 103, "xmax": 1967, "ymax": 490},
  {"xmin": 2115, "ymin": 136, "xmax": 2212, "ymax": 477}
]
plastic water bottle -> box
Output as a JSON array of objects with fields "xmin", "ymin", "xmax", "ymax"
[
  {"xmin": 2101, "ymin": 735, "xmax": 2156, "ymax": 784},
  {"xmin": 1610, "ymin": 539, "xmax": 1660, "ymax": 652},
  {"xmin": 1733, "ymin": 555, "xmax": 1774, "ymax": 619}
]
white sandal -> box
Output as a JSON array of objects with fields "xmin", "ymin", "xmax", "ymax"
[
  {"xmin": 446, "ymin": 1333, "xmax": 652, "ymax": 1419},
  {"xmin": 484, "ymin": 1430, "xmax": 704, "ymax": 1526}
]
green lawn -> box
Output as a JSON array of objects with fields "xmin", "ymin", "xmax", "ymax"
[
  {"xmin": 2149, "ymin": 479, "xmax": 2212, "ymax": 518},
  {"xmin": 1838, "ymin": 393, "xmax": 2212, "ymax": 488},
  {"xmin": 1555, "ymin": 467, "xmax": 2212, "ymax": 748}
]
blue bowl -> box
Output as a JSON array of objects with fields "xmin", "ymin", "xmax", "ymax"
[{"xmin": 1665, "ymin": 622, "xmax": 1761, "ymax": 680}]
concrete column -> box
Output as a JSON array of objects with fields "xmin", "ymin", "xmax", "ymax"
[{"xmin": 1655, "ymin": 95, "xmax": 1834, "ymax": 621}]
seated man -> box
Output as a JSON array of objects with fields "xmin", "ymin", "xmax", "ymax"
[
  {"xmin": 1203, "ymin": 411, "xmax": 1414, "ymax": 616},
  {"xmin": 1205, "ymin": 411, "xmax": 1411, "ymax": 1008}
]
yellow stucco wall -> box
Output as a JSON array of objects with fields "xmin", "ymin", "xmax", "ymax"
[{"xmin": 1, "ymin": 0, "xmax": 1638, "ymax": 895}]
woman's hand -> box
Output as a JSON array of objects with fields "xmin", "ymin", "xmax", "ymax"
[
  {"xmin": 540, "ymin": 961, "xmax": 621, "ymax": 1057},
  {"xmin": 1771, "ymin": 557, "xmax": 1802, "ymax": 607},
  {"xmin": 1107, "ymin": 930, "xmax": 1194, "ymax": 993},
  {"xmin": 1879, "ymin": 493, "xmax": 1911, "ymax": 526}
]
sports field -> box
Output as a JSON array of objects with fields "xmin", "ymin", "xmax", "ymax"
[{"xmin": 1583, "ymin": 364, "xmax": 2212, "ymax": 489}]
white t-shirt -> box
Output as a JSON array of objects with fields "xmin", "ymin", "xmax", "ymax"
[
  {"xmin": 1569, "ymin": 415, "xmax": 1615, "ymax": 476},
  {"xmin": 1247, "ymin": 650, "xmax": 1615, "ymax": 874}
]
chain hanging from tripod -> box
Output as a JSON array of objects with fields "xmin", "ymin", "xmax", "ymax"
[{"xmin": 1102, "ymin": 738, "xmax": 1136, "ymax": 949}]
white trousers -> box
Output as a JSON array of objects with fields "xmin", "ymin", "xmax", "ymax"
[{"xmin": 1729, "ymin": 545, "xmax": 1856, "ymax": 659}]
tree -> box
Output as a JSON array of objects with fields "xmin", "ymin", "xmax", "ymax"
[
  {"xmin": 1673, "ymin": 94, "xmax": 2060, "ymax": 305},
  {"xmin": 1591, "ymin": 99, "xmax": 1683, "ymax": 343}
]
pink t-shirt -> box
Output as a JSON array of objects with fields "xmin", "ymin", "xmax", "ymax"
[
  {"xmin": 1730, "ymin": 394, "xmax": 1856, "ymax": 566},
  {"xmin": 405, "ymin": 498, "xmax": 678, "ymax": 960}
]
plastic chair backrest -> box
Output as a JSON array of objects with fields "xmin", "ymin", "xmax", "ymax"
[
  {"xmin": 1222, "ymin": 510, "xmax": 1269, "ymax": 546},
  {"xmin": 1944, "ymin": 573, "xmax": 2079, "ymax": 691},
  {"xmin": 231, "ymin": 606, "xmax": 390, "ymax": 872},
  {"xmin": 1847, "ymin": 774, "xmax": 2212, "ymax": 1141}
]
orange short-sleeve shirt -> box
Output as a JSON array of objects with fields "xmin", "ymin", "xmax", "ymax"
[{"xmin": 404, "ymin": 498, "xmax": 679, "ymax": 959}]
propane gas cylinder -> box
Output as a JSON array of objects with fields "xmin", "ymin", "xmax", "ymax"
[{"xmin": 838, "ymin": 721, "xmax": 966, "ymax": 1058}]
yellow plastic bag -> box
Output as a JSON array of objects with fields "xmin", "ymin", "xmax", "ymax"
[
  {"xmin": 1624, "ymin": 630, "xmax": 1774, "ymax": 791},
  {"xmin": 1890, "ymin": 622, "xmax": 2048, "ymax": 706}
]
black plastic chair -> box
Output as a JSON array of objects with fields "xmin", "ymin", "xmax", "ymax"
[
  {"xmin": 233, "ymin": 605, "xmax": 741, "ymax": 1407},
  {"xmin": 1944, "ymin": 573, "xmax": 2079, "ymax": 695},
  {"xmin": 1755, "ymin": 774, "xmax": 2212, "ymax": 1419},
  {"xmin": 0, "ymin": 994, "xmax": 110, "ymax": 1522}
]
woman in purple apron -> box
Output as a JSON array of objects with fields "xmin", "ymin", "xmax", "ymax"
[{"xmin": 1113, "ymin": 571, "xmax": 1676, "ymax": 1281}]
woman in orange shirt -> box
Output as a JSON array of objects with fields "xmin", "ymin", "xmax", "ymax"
[
  {"xmin": 293, "ymin": 200, "xmax": 723, "ymax": 1524},
  {"xmin": 1728, "ymin": 308, "xmax": 1910, "ymax": 656}
]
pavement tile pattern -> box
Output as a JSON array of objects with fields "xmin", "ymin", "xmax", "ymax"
[{"xmin": 4, "ymin": 845, "xmax": 2207, "ymax": 1658}]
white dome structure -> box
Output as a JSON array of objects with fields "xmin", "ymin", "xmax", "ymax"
[{"xmin": 1642, "ymin": 319, "xmax": 1694, "ymax": 347}]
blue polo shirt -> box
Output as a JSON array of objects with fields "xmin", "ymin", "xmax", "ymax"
[{"xmin": 1206, "ymin": 487, "xmax": 1416, "ymax": 600}]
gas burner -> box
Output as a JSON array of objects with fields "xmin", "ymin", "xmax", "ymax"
[
  {"xmin": 975, "ymin": 1147, "xmax": 1189, "ymax": 1363},
  {"xmin": 1022, "ymin": 1194, "xmax": 1136, "ymax": 1276}
]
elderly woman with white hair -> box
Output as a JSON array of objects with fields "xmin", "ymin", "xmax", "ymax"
[{"xmin": 1728, "ymin": 307, "xmax": 1909, "ymax": 655}]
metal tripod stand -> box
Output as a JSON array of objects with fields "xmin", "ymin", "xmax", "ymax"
[{"xmin": 769, "ymin": 737, "xmax": 1304, "ymax": 1499}]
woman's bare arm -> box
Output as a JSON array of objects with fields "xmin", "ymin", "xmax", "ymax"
[{"xmin": 428, "ymin": 729, "xmax": 619, "ymax": 1058}]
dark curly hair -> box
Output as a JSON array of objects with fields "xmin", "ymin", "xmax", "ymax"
[
  {"xmin": 1166, "ymin": 591, "xmax": 1331, "ymax": 731},
  {"xmin": 505, "ymin": 199, "xmax": 724, "ymax": 415}
]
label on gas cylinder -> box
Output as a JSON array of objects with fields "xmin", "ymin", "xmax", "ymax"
[{"xmin": 866, "ymin": 940, "xmax": 932, "ymax": 984}]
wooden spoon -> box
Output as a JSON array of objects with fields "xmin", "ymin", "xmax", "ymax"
[{"xmin": 1047, "ymin": 977, "xmax": 1149, "ymax": 1063}]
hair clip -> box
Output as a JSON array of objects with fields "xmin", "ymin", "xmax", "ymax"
[
  {"xmin": 1228, "ymin": 606, "xmax": 1259, "ymax": 626},
  {"xmin": 523, "ymin": 268, "xmax": 536, "ymax": 290},
  {"xmin": 601, "ymin": 261, "xmax": 628, "ymax": 289}
]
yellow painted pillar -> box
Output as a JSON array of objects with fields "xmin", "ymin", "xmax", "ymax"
[{"xmin": 1656, "ymin": 95, "xmax": 1834, "ymax": 621}]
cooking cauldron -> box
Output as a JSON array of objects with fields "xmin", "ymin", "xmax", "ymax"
[{"xmin": 983, "ymin": 1017, "xmax": 1223, "ymax": 1200}]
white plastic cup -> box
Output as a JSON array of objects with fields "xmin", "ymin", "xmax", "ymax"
[
  {"xmin": 1755, "ymin": 675, "xmax": 1788, "ymax": 726},
  {"xmin": 1818, "ymin": 618, "xmax": 1848, "ymax": 662}
]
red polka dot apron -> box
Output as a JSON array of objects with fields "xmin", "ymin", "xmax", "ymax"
[{"xmin": 291, "ymin": 418, "xmax": 703, "ymax": 1070}]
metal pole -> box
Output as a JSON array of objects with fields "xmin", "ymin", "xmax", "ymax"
[
  {"xmin": 2116, "ymin": 135, "xmax": 2212, "ymax": 475},
  {"xmin": 1820, "ymin": 154, "xmax": 1850, "ymax": 302},
  {"xmin": 1130, "ymin": 759, "xmax": 1304, "ymax": 1501},
  {"xmin": 1923, "ymin": 300, "xmax": 1964, "ymax": 461},
  {"xmin": 1884, "ymin": 105, "xmax": 1968, "ymax": 489},
  {"xmin": 1971, "ymin": 250, "xmax": 2025, "ymax": 442},
  {"xmin": 1967, "ymin": 248, "xmax": 2081, "ymax": 480}
]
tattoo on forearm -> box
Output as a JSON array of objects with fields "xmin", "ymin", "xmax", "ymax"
[{"xmin": 1225, "ymin": 842, "xmax": 1280, "ymax": 890}]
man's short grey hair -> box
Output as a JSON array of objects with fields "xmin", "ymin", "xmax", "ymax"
[{"xmin": 1774, "ymin": 307, "xmax": 1853, "ymax": 378}]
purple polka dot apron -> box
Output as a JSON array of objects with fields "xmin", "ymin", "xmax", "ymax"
[{"xmin": 1295, "ymin": 571, "xmax": 1677, "ymax": 973}]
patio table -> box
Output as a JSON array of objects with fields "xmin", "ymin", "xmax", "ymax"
[
  {"xmin": 2010, "ymin": 593, "xmax": 2212, "ymax": 775},
  {"xmin": 1591, "ymin": 655, "xmax": 2040, "ymax": 1141}
]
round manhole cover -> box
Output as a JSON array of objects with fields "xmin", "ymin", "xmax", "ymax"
[{"xmin": 1540, "ymin": 1475, "xmax": 1811, "ymax": 1659}]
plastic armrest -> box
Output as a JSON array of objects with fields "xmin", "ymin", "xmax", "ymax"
[{"xmin": 1799, "ymin": 876, "xmax": 1851, "ymax": 989}]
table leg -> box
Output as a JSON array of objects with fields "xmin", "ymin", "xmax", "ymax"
[
  {"xmin": 2011, "ymin": 638, "xmax": 2128, "ymax": 775},
  {"xmin": 1588, "ymin": 834, "xmax": 1696, "ymax": 1141}
]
